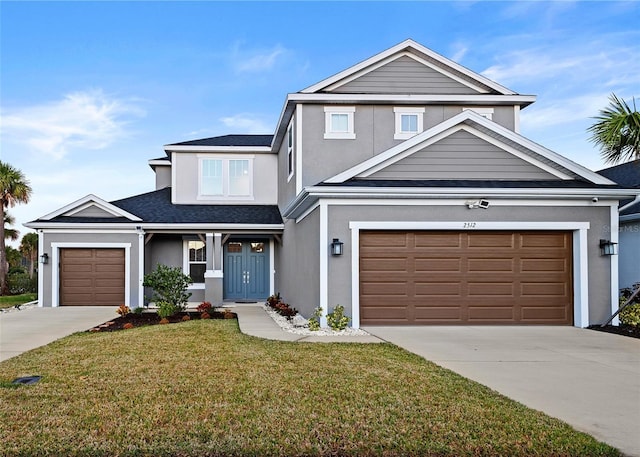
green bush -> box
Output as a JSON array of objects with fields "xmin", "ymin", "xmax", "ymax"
[
  {"xmin": 327, "ymin": 304, "xmax": 349, "ymax": 331},
  {"xmin": 620, "ymin": 303, "xmax": 640, "ymax": 327},
  {"xmin": 308, "ymin": 307, "xmax": 322, "ymax": 331},
  {"xmin": 7, "ymin": 273, "xmax": 37, "ymax": 295},
  {"xmin": 143, "ymin": 264, "xmax": 192, "ymax": 315},
  {"xmin": 156, "ymin": 301, "xmax": 180, "ymax": 319}
]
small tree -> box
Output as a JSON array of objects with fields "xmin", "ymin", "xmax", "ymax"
[
  {"xmin": 142, "ymin": 264, "xmax": 192, "ymax": 316},
  {"xmin": 20, "ymin": 232, "xmax": 38, "ymax": 279}
]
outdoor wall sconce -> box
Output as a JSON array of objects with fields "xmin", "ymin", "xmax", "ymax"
[
  {"xmin": 330, "ymin": 238, "xmax": 344, "ymax": 256},
  {"xmin": 599, "ymin": 239, "xmax": 618, "ymax": 256},
  {"xmin": 40, "ymin": 253, "xmax": 49, "ymax": 264}
]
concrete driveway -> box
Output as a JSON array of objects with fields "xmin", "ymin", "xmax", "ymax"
[
  {"xmin": 363, "ymin": 326, "xmax": 640, "ymax": 457},
  {"xmin": 0, "ymin": 306, "xmax": 117, "ymax": 362}
]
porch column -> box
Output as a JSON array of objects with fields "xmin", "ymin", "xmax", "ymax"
[{"xmin": 204, "ymin": 232, "xmax": 223, "ymax": 305}]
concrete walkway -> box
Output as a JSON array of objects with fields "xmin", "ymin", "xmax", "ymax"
[
  {"xmin": 363, "ymin": 325, "xmax": 640, "ymax": 457},
  {"xmin": 0, "ymin": 306, "xmax": 118, "ymax": 362}
]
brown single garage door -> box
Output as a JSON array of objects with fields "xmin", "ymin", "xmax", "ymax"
[
  {"xmin": 60, "ymin": 249, "xmax": 125, "ymax": 306},
  {"xmin": 360, "ymin": 231, "xmax": 573, "ymax": 325}
]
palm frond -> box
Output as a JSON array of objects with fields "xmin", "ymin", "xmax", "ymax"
[{"xmin": 588, "ymin": 94, "xmax": 640, "ymax": 164}]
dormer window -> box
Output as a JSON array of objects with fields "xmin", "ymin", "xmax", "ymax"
[
  {"xmin": 199, "ymin": 156, "xmax": 253, "ymax": 200},
  {"xmin": 394, "ymin": 107, "xmax": 424, "ymax": 140},
  {"xmin": 324, "ymin": 106, "xmax": 356, "ymax": 139}
]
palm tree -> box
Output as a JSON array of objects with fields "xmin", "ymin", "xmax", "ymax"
[
  {"xmin": 0, "ymin": 162, "xmax": 32, "ymax": 295},
  {"xmin": 20, "ymin": 232, "xmax": 39, "ymax": 279},
  {"xmin": 588, "ymin": 93, "xmax": 640, "ymax": 164},
  {"xmin": 4, "ymin": 212, "xmax": 20, "ymax": 242}
]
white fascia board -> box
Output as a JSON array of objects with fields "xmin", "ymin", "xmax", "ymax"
[
  {"xmin": 37, "ymin": 194, "xmax": 142, "ymax": 221},
  {"xmin": 164, "ymin": 145, "xmax": 273, "ymax": 154},
  {"xmin": 301, "ymin": 39, "xmax": 517, "ymax": 95},
  {"xmin": 148, "ymin": 159, "xmax": 171, "ymax": 167},
  {"xmin": 287, "ymin": 93, "xmax": 536, "ymax": 106},
  {"xmin": 25, "ymin": 222, "xmax": 284, "ymax": 231}
]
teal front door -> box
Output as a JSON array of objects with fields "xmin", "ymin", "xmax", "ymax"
[{"xmin": 224, "ymin": 241, "xmax": 270, "ymax": 301}]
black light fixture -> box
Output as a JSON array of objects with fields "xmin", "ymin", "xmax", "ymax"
[
  {"xmin": 330, "ymin": 238, "xmax": 344, "ymax": 256},
  {"xmin": 40, "ymin": 253, "xmax": 49, "ymax": 264},
  {"xmin": 599, "ymin": 239, "xmax": 618, "ymax": 256}
]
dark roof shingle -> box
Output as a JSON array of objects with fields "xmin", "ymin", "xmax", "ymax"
[
  {"xmin": 597, "ymin": 159, "xmax": 640, "ymax": 188},
  {"xmin": 167, "ymin": 134, "xmax": 274, "ymax": 147}
]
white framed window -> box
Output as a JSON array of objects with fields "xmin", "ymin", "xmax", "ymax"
[
  {"xmin": 324, "ymin": 106, "xmax": 356, "ymax": 139},
  {"xmin": 199, "ymin": 156, "xmax": 253, "ymax": 199},
  {"xmin": 394, "ymin": 107, "xmax": 425, "ymax": 140},
  {"xmin": 184, "ymin": 240, "xmax": 206, "ymax": 286},
  {"xmin": 287, "ymin": 121, "xmax": 294, "ymax": 181},
  {"xmin": 463, "ymin": 107, "xmax": 494, "ymax": 120}
]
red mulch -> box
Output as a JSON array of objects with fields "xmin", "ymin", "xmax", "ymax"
[
  {"xmin": 587, "ymin": 324, "xmax": 640, "ymax": 339},
  {"xmin": 88, "ymin": 311, "xmax": 236, "ymax": 332}
]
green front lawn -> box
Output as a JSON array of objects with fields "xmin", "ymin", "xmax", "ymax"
[
  {"xmin": 0, "ymin": 320, "xmax": 618, "ymax": 457},
  {"xmin": 0, "ymin": 293, "xmax": 37, "ymax": 309}
]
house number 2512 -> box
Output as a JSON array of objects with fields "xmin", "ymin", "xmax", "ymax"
[{"xmin": 463, "ymin": 222, "xmax": 477, "ymax": 229}]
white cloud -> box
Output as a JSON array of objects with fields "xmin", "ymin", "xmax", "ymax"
[
  {"xmin": 449, "ymin": 43, "xmax": 468, "ymax": 63},
  {"xmin": 219, "ymin": 114, "xmax": 273, "ymax": 134},
  {"xmin": 0, "ymin": 90, "xmax": 145, "ymax": 160},
  {"xmin": 232, "ymin": 43, "xmax": 288, "ymax": 73}
]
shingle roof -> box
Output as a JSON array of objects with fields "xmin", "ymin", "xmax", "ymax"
[
  {"xmin": 597, "ymin": 159, "xmax": 640, "ymax": 188},
  {"xmin": 37, "ymin": 188, "xmax": 283, "ymax": 225},
  {"xmin": 167, "ymin": 134, "xmax": 274, "ymax": 147},
  {"xmin": 317, "ymin": 179, "xmax": 624, "ymax": 189}
]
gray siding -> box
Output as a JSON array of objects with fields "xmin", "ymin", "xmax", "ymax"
[
  {"xmin": 321, "ymin": 204, "xmax": 612, "ymax": 326},
  {"xmin": 618, "ymin": 221, "xmax": 640, "ymax": 289},
  {"xmin": 333, "ymin": 55, "xmax": 481, "ymax": 95},
  {"xmin": 71, "ymin": 206, "xmax": 117, "ymax": 218},
  {"xmin": 368, "ymin": 130, "xmax": 558, "ymax": 180},
  {"xmin": 278, "ymin": 112, "xmax": 298, "ymax": 209},
  {"xmin": 155, "ymin": 166, "xmax": 171, "ymax": 190},
  {"xmin": 275, "ymin": 209, "xmax": 320, "ymax": 318}
]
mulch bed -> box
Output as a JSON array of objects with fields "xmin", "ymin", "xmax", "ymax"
[
  {"xmin": 587, "ymin": 323, "xmax": 640, "ymax": 339},
  {"xmin": 89, "ymin": 311, "xmax": 236, "ymax": 332}
]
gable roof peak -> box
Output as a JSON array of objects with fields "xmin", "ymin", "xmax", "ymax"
[{"xmin": 300, "ymin": 39, "xmax": 518, "ymax": 96}]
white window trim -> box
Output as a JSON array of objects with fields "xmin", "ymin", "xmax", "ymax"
[
  {"xmin": 463, "ymin": 107, "xmax": 494, "ymax": 120},
  {"xmin": 287, "ymin": 121, "xmax": 295, "ymax": 182},
  {"xmin": 183, "ymin": 240, "xmax": 206, "ymax": 289},
  {"xmin": 324, "ymin": 106, "xmax": 356, "ymax": 139},
  {"xmin": 197, "ymin": 155, "xmax": 254, "ymax": 201},
  {"xmin": 394, "ymin": 107, "xmax": 425, "ymax": 140}
]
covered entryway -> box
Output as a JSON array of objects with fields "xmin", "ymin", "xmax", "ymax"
[
  {"xmin": 59, "ymin": 248, "xmax": 125, "ymax": 306},
  {"xmin": 359, "ymin": 231, "xmax": 573, "ymax": 325},
  {"xmin": 223, "ymin": 241, "xmax": 269, "ymax": 301}
]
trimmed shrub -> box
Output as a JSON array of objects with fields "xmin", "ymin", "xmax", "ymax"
[
  {"xmin": 327, "ymin": 304, "xmax": 349, "ymax": 331},
  {"xmin": 143, "ymin": 264, "xmax": 192, "ymax": 315},
  {"xmin": 7, "ymin": 273, "xmax": 37, "ymax": 295},
  {"xmin": 620, "ymin": 304, "xmax": 640, "ymax": 327}
]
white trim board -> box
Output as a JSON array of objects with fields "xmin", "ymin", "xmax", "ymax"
[
  {"xmin": 50, "ymin": 243, "xmax": 132, "ymax": 308},
  {"xmin": 347, "ymin": 221, "xmax": 591, "ymax": 329}
]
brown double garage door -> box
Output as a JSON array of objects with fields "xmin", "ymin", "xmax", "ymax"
[
  {"xmin": 360, "ymin": 231, "xmax": 573, "ymax": 325},
  {"xmin": 60, "ymin": 249, "xmax": 125, "ymax": 306}
]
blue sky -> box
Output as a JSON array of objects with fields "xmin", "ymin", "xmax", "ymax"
[{"xmin": 1, "ymin": 1, "xmax": 639, "ymax": 242}]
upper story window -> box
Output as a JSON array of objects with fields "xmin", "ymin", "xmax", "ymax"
[
  {"xmin": 463, "ymin": 107, "xmax": 494, "ymax": 120},
  {"xmin": 199, "ymin": 156, "xmax": 253, "ymax": 199},
  {"xmin": 324, "ymin": 106, "xmax": 356, "ymax": 139},
  {"xmin": 394, "ymin": 107, "xmax": 425, "ymax": 140},
  {"xmin": 287, "ymin": 121, "xmax": 294, "ymax": 181}
]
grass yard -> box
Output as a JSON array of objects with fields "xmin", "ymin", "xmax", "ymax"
[
  {"xmin": 0, "ymin": 293, "xmax": 37, "ymax": 309},
  {"xmin": 0, "ymin": 320, "xmax": 618, "ymax": 457}
]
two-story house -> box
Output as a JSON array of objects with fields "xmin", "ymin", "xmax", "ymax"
[{"xmin": 27, "ymin": 39, "xmax": 638, "ymax": 328}]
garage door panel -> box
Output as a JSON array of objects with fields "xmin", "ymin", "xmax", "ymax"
[
  {"xmin": 414, "ymin": 282, "xmax": 461, "ymax": 296},
  {"xmin": 360, "ymin": 231, "xmax": 573, "ymax": 325},
  {"xmin": 361, "ymin": 233, "xmax": 409, "ymax": 248},
  {"xmin": 361, "ymin": 258, "xmax": 408, "ymax": 272},
  {"xmin": 60, "ymin": 248, "xmax": 125, "ymax": 306}
]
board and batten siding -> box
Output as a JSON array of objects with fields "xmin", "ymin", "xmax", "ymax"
[
  {"xmin": 332, "ymin": 55, "xmax": 481, "ymax": 95},
  {"xmin": 368, "ymin": 130, "xmax": 559, "ymax": 180}
]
